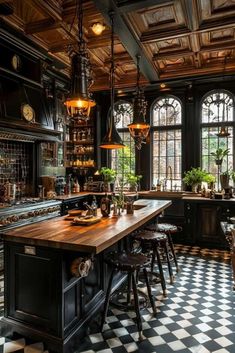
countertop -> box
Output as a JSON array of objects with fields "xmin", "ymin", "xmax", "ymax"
[
  {"xmin": 2, "ymin": 199, "xmax": 171, "ymax": 254},
  {"xmin": 138, "ymin": 191, "xmax": 235, "ymax": 202}
]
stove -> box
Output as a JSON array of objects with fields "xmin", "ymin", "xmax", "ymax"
[{"xmin": 0, "ymin": 199, "xmax": 62, "ymax": 271}]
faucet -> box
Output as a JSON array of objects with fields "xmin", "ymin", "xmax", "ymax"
[{"xmin": 166, "ymin": 166, "xmax": 173, "ymax": 192}]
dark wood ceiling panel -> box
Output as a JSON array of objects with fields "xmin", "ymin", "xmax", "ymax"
[{"xmin": 1, "ymin": 0, "xmax": 235, "ymax": 90}]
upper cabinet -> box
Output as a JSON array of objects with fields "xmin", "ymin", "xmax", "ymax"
[{"xmin": 0, "ymin": 24, "xmax": 66, "ymax": 137}]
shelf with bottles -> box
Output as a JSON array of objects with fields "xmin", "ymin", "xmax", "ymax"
[
  {"xmin": 65, "ymin": 155, "xmax": 95, "ymax": 168},
  {"xmin": 65, "ymin": 126, "xmax": 94, "ymax": 143}
]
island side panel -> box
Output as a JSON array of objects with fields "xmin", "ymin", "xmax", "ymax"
[{"xmin": 1, "ymin": 200, "xmax": 172, "ymax": 353}]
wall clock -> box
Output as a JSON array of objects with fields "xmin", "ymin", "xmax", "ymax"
[
  {"xmin": 11, "ymin": 54, "xmax": 21, "ymax": 71},
  {"xmin": 21, "ymin": 104, "xmax": 35, "ymax": 122}
]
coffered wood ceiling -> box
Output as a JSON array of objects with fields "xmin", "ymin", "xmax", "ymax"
[{"xmin": 1, "ymin": 0, "xmax": 235, "ymax": 91}]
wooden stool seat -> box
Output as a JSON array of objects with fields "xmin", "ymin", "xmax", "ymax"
[
  {"xmin": 135, "ymin": 230, "xmax": 167, "ymax": 242},
  {"xmin": 133, "ymin": 230, "xmax": 172, "ymax": 290},
  {"xmin": 101, "ymin": 250, "xmax": 156, "ymax": 340},
  {"xmin": 105, "ymin": 251, "xmax": 149, "ymax": 271},
  {"xmin": 157, "ymin": 223, "xmax": 180, "ymax": 273},
  {"xmin": 156, "ymin": 223, "xmax": 182, "ymax": 234}
]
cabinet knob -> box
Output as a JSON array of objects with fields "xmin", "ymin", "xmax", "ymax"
[
  {"xmin": 75, "ymin": 203, "xmax": 78, "ymax": 207},
  {"xmin": 187, "ymin": 204, "xmax": 191, "ymax": 210},
  {"xmin": 187, "ymin": 218, "xmax": 190, "ymax": 224}
]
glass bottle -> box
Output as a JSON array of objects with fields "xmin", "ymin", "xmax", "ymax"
[
  {"xmin": 91, "ymin": 196, "xmax": 98, "ymax": 217},
  {"xmin": 100, "ymin": 193, "xmax": 110, "ymax": 217}
]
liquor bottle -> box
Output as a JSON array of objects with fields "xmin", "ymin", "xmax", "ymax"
[
  {"xmin": 91, "ymin": 196, "xmax": 98, "ymax": 217},
  {"xmin": 100, "ymin": 193, "xmax": 110, "ymax": 217}
]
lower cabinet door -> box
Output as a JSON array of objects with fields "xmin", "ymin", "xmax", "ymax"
[
  {"xmin": 197, "ymin": 204, "xmax": 226, "ymax": 248},
  {"xmin": 5, "ymin": 242, "xmax": 62, "ymax": 336}
]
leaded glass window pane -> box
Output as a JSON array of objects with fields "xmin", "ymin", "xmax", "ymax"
[
  {"xmin": 201, "ymin": 90, "xmax": 234, "ymax": 188},
  {"xmin": 202, "ymin": 91, "xmax": 233, "ymax": 124},
  {"xmin": 152, "ymin": 96, "xmax": 181, "ymax": 126},
  {"xmin": 152, "ymin": 96, "xmax": 182, "ymax": 190},
  {"xmin": 111, "ymin": 101, "xmax": 135, "ymax": 182}
]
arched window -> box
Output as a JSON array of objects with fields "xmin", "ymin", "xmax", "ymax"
[
  {"xmin": 201, "ymin": 90, "xmax": 234, "ymax": 179},
  {"xmin": 151, "ymin": 95, "xmax": 182, "ymax": 190},
  {"xmin": 110, "ymin": 100, "xmax": 136, "ymax": 182}
]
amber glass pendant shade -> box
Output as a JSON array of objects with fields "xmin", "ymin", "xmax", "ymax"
[
  {"xmin": 127, "ymin": 56, "xmax": 149, "ymax": 149},
  {"xmin": 64, "ymin": 0, "xmax": 96, "ymax": 119}
]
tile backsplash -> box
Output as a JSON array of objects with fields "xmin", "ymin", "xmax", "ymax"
[{"xmin": 0, "ymin": 140, "xmax": 31, "ymax": 196}]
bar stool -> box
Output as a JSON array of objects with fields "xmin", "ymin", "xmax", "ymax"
[
  {"xmin": 101, "ymin": 251, "xmax": 156, "ymax": 340},
  {"xmin": 145, "ymin": 222, "xmax": 181, "ymax": 273},
  {"xmin": 134, "ymin": 230, "xmax": 174, "ymax": 286}
]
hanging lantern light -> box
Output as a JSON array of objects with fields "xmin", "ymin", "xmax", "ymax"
[
  {"xmin": 99, "ymin": 12, "xmax": 125, "ymax": 149},
  {"xmin": 64, "ymin": 0, "xmax": 96, "ymax": 119},
  {"xmin": 128, "ymin": 55, "xmax": 149, "ymax": 150}
]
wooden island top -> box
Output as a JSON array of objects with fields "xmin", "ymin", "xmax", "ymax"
[{"xmin": 3, "ymin": 199, "xmax": 171, "ymax": 254}]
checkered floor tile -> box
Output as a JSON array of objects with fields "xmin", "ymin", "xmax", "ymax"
[
  {"xmin": 76, "ymin": 246, "xmax": 235, "ymax": 353},
  {"xmin": 0, "ymin": 245, "xmax": 234, "ymax": 353}
]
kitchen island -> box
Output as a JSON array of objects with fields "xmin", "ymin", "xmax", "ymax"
[{"xmin": 1, "ymin": 199, "xmax": 171, "ymax": 353}]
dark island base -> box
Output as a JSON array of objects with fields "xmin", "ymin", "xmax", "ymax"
[{"xmin": 0, "ymin": 239, "xmax": 128, "ymax": 353}]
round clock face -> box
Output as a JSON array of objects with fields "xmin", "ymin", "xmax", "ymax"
[
  {"xmin": 21, "ymin": 104, "xmax": 35, "ymax": 122},
  {"xmin": 11, "ymin": 54, "xmax": 21, "ymax": 71}
]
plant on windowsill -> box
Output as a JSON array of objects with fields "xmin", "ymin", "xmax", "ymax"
[
  {"xmin": 183, "ymin": 167, "xmax": 207, "ymax": 193},
  {"xmin": 210, "ymin": 148, "xmax": 229, "ymax": 165},
  {"xmin": 125, "ymin": 173, "xmax": 142, "ymax": 192},
  {"xmin": 202, "ymin": 173, "xmax": 216, "ymax": 190},
  {"xmin": 100, "ymin": 167, "xmax": 116, "ymax": 192},
  {"xmin": 230, "ymin": 170, "xmax": 235, "ymax": 185},
  {"xmin": 220, "ymin": 170, "xmax": 230, "ymax": 190}
]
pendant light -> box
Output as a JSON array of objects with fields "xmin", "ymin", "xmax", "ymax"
[
  {"xmin": 64, "ymin": 0, "xmax": 96, "ymax": 119},
  {"xmin": 99, "ymin": 12, "xmax": 125, "ymax": 149},
  {"xmin": 128, "ymin": 55, "xmax": 149, "ymax": 150},
  {"xmin": 217, "ymin": 57, "xmax": 230, "ymax": 138}
]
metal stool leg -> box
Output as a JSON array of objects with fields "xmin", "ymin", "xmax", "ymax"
[
  {"xmin": 143, "ymin": 268, "xmax": 156, "ymax": 315},
  {"xmin": 155, "ymin": 246, "xmax": 167, "ymax": 296},
  {"xmin": 131, "ymin": 272, "xmax": 144, "ymax": 341},
  {"xmin": 167, "ymin": 231, "xmax": 180, "ymax": 272},
  {"xmin": 163, "ymin": 241, "xmax": 174, "ymax": 284},
  {"xmin": 101, "ymin": 268, "xmax": 115, "ymax": 330},
  {"xmin": 127, "ymin": 272, "xmax": 132, "ymax": 304}
]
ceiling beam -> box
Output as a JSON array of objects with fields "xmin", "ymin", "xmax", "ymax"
[
  {"xmin": 115, "ymin": 0, "xmax": 171, "ymax": 13},
  {"xmin": 141, "ymin": 22, "xmax": 235, "ymax": 43},
  {"xmin": 24, "ymin": 0, "xmax": 62, "ymax": 21},
  {"xmin": 152, "ymin": 41, "xmax": 235, "ymax": 61},
  {"xmin": 93, "ymin": 0, "xmax": 158, "ymax": 82},
  {"xmin": 25, "ymin": 18, "xmax": 60, "ymax": 34}
]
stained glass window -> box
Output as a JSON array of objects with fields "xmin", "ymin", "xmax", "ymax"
[
  {"xmin": 111, "ymin": 101, "xmax": 135, "ymax": 183},
  {"xmin": 152, "ymin": 96, "xmax": 182, "ymax": 190}
]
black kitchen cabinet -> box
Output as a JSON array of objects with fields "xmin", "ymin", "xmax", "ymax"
[{"xmin": 60, "ymin": 195, "xmax": 90, "ymax": 215}]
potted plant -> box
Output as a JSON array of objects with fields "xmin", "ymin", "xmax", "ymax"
[
  {"xmin": 210, "ymin": 148, "xmax": 229, "ymax": 165},
  {"xmin": 100, "ymin": 167, "xmax": 116, "ymax": 192},
  {"xmin": 202, "ymin": 173, "xmax": 216, "ymax": 189},
  {"xmin": 183, "ymin": 167, "xmax": 207, "ymax": 192},
  {"xmin": 220, "ymin": 170, "xmax": 230, "ymax": 190},
  {"xmin": 126, "ymin": 173, "xmax": 142, "ymax": 192},
  {"xmin": 231, "ymin": 170, "xmax": 235, "ymax": 185}
]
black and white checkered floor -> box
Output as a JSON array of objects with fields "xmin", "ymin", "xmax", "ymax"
[{"xmin": 0, "ymin": 245, "xmax": 234, "ymax": 353}]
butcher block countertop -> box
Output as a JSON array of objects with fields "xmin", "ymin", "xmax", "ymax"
[{"xmin": 3, "ymin": 199, "xmax": 171, "ymax": 254}]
